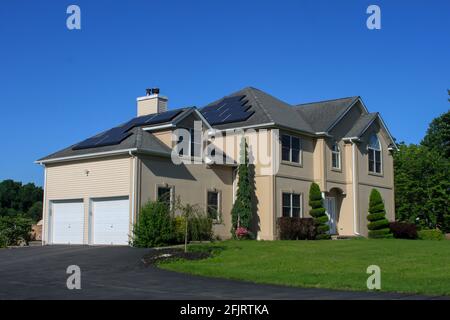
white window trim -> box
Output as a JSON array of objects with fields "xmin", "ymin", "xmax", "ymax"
[
  {"xmin": 281, "ymin": 191, "xmax": 303, "ymax": 218},
  {"xmin": 331, "ymin": 142, "xmax": 341, "ymax": 170},
  {"xmin": 206, "ymin": 189, "xmax": 221, "ymax": 223},
  {"xmin": 189, "ymin": 128, "xmax": 203, "ymax": 158},
  {"xmin": 368, "ymin": 134, "xmax": 383, "ymax": 175},
  {"xmin": 281, "ymin": 134, "xmax": 302, "ymax": 165},
  {"xmin": 156, "ymin": 185, "xmax": 175, "ymax": 210}
]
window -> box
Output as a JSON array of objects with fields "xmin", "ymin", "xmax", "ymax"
[
  {"xmin": 368, "ymin": 134, "xmax": 382, "ymax": 174},
  {"xmin": 157, "ymin": 186, "xmax": 172, "ymax": 207},
  {"xmin": 207, "ymin": 191, "xmax": 220, "ymax": 221},
  {"xmin": 189, "ymin": 128, "xmax": 202, "ymax": 157},
  {"xmin": 176, "ymin": 128, "xmax": 202, "ymax": 158},
  {"xmin": 331, "ymin": 142, "xmax": 341, "ymax": 170},
  {"xmin": 282, "ymin": 192, "xmax": 302, "ymax": 217},
  {"xmin": 281, "ymin": 134, "xmax": 301, "ymax": 164}
]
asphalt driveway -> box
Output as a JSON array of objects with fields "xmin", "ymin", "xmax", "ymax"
[{"xmin": 0, "ymin": 245, "xmax": 447, "ymax": 300}]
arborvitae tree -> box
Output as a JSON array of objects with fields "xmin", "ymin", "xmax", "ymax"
[
  {"xmin": 231, "ymin": 137, "xmax": 253, "ymax": 235},
  {"xmin": 367, "ymin": 189, "xmax": 392, "ymax": 238},
  {"xmin": 308, "ymin": 183, "xmax": 330, "ymax": 240}
]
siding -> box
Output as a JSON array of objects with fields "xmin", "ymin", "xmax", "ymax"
[
  {"xmin": 138, "ymin": 155, "xmax": 234, "ymax": 240},
  {"xmin": 43, "ymin": 155, "xmax": 132, "ymax": 244}
]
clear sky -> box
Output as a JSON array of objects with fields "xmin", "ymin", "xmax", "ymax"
[{"xmin": 0, "ymin": 0, "xmax": 449, "ymax": 186}]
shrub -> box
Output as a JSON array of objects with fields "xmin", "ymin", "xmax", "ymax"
[
  {"xmin": 418, "ymin": 229, "xmax": 445, "ymax": 240},
  {"xmin": 174, "ymin": 215, "xmax": 187, "ymax": 243},
  {"xmin": 0, "ymin": 215, "xmax": 33, "ymax": 247},
  {"xmin": 189, "ymin": 213, "xmax": 213, "ymax": 241},
  {"xmin": 132, "ymin": 201, "xmax": 175, "ymax": 247},
  {"xmin": 174, "ymin": 210, "xmax": 213, "ymax": 243},
  {"xmin": 389, "ymin": 222, "xmax": 418, "ymax": 239},
  {"xmin": 277, "ymin": 217, "xmax": 316, "ymax": 240},
  {"xmin": 367, "ymin": 189, "xmax": 392, "ymax": 239},
  {"xmin": 309, "ymin": 183, "xmax": 330, "ymax": 240}
]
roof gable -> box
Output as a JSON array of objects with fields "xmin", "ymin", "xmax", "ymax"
[{"xmin": 294, "ymin": 96, "xmax": 360, "ymax": 133}]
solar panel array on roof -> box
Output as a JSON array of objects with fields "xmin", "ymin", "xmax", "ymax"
[
  {"xmin": 72, "ymin": 109, "xmax": 183, "ymax": 150},
  {"xmin": 201, "ymin": 95, "xmax": 254, "ymax": 125}
]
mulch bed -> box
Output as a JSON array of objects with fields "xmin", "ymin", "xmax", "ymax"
[{"xmin": 142, "ymin": 248, "xmax": 211, "ymax": 266}]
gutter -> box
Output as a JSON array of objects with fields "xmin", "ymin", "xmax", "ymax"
[
  {"xmin": 35, "ymin": 147, "xmax": 173, "ymax": 165},
  {"xmin": 35, "ymin": 148, "xmax": 139, "ymax": 165}
]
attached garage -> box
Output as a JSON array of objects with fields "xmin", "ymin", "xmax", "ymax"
[
  {"xmin": 51, "ymin": 200, "xmax": 84, "ymax": 244},
  {"xmin": 91, "ymin": 197, "xmax": 130, "ymax": 245}
]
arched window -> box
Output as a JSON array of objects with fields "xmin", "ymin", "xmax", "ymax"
[
  {"xmin": 368, "ymin": 134, "xmax": 382, "ymax": 173},
  {"xmin": 331, "ymin": 142, "xmax": 341, "ymax": 170}
]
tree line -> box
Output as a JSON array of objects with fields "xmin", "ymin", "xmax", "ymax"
[{"xmin": 0, "ymin": 180, "xmax": 43, "ymax": 223}]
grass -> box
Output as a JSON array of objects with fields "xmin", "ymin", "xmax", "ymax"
[{"xmin": 159, "ymin": 239, "xmax": 450, "ymax": 296}]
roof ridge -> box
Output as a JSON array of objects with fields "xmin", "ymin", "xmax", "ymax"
[
  {"xmin": 245, "ymin": 87, "xmax": 274, "ymax": 123},
  {"xmin": 295, "ymin": 96, "xmax": 359, "ymax": 107}
]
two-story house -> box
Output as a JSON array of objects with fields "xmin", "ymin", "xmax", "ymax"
[{"xmin": 36, "ymin": 87, "xmax": 397, "ymax": 245}]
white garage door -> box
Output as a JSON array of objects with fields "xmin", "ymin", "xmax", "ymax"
[
  {"xmin": 52, "ymin": 201, "xmax": 84, "ymax": 244},
  {"xmin": 92, "ymin": 198, "xmax": 130, "ymax": 245}
]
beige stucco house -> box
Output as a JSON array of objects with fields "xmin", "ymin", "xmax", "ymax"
[{"xmin": 36, "ymin": 87, "xmax": 397, "ymax": 245}]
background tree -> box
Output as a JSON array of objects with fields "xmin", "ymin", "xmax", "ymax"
[
  {"xmin": 308, "ymin": 183, "xmax": 330, "ymax": 240},
  {"xmin": 421, "ymin": 110, "xmax": 450, "ymax": 159},
  {"xmin": 394, "ymin": 143, "xmax": 449, "ymax": 231},
  {"xmin": 231, "ymin": 137, "xmax": 253, "ymax": 236},
  {"xmin": 0, "ymin": 180, "xmax": 43, "ymax": 222},
  {"xmin": 367, "ymin": 189, "xmax": 392, "ymax": 238}
]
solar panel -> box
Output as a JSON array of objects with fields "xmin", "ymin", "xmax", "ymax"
[
  {"xmin": 72, "ymin": 109, "xmax": 183, "ymax": 150},
  {"xmin": 201, "ymin": 95, "xmax": 254, "ymax": 125}
]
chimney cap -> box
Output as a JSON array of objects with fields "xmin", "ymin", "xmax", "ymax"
[{"xmin": 145, "ymin": 88, "xmax": 160, "ymax": 96}]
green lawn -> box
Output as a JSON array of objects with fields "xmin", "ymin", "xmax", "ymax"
[{"xmin": 159, "ymin": 239, "xmax": 450, "ymax": 296}]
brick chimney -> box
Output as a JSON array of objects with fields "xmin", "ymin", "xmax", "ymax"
[{"xmin": 136, "ymin": 88, "xmax": 168, "ymax": 116}]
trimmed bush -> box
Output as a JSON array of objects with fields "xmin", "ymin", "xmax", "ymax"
[
  {"xmin": 309, "ymin": 183, "xmax": 330, "ymax": 240},
  {"xmin": 132, "ymin": 201, "xmax": 175, "ymax": 247},
  {"xmin": 0, "ymin": 215, "xmax": 33, "ymax": 247},
  {"xmin": 277, "ymin": 217, "xmax": 316, "ymax": 240},
  {"xmin": 367, "ymin": 189, "xmax": 392, "ymax": 239},
  {"xmin": 418, "ymin": 229, "xmax": 445, "ymax": 240},
  {"xmin": 367, "ymin": 213, "xmax": 386, "ymax": 222},
  {"xmin": 368, "ymin": 218, "xmax": 390, "ymax": 230},
  {"xmin": 389, "ymin": 222, "xmax": 418, "ymax": 239},
  {"xmin": 368, "ymin": 228, "xmax": 392, "ymax": 238}
]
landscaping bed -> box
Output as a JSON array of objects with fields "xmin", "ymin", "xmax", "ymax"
[{"xmin": 142, "ymin": 247, "xmax": 212, "ymax": 265}]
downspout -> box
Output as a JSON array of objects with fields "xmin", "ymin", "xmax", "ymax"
[
  {"xmin": 351, "ymin": 140, "xmax": 361, "ymax": 236},
  {"xmin": 129, "ymin": 150, "xmax": 137, "ymax": 242},
  {"xmin": 41, "ymin": 165, "xmax": 47, "ymax": 245}
]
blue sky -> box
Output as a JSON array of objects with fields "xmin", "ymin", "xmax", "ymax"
[{"xmin": 0, "ymin": 0, "xmax": 449, "ymax": 186}]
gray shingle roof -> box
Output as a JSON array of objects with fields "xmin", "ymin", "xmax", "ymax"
[
  {"xmin": 294, "ymin": 96, "xmax": 359, "ymax": 132},
  {"xmin": 37, "ymin": 87, "xmax": 378, "ymax": 163},
  {"xmin": 37, "ymin": 127, "xmax": 172, "ymax": 162},
  {"xmin": 202, "ymin": 87, "xmax": 315, "ymax": 134},
  {"xmin": 35, "ymin": 108, "xmax": 194, "ymax": 162},
  {"xmin": 344, "ymin": 112, "xmax": 378, "ymax": 138}
]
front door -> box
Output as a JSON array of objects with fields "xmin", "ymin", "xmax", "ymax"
[{"xmin": 325, "ymin": 197, "xmax": 338, "ymax": 235}]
